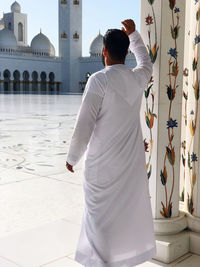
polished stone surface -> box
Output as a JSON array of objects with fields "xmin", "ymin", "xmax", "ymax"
[
  {"xmin": 0, "ymin": 94, "xmax": 84, "ymax": 238},
  {"xmin": 0, "ymin": 94, "xmax": 199, "ymax": 267},
  {"xmin": 0, "ymin": 219, "xmax": 80, "ymax": 267}
]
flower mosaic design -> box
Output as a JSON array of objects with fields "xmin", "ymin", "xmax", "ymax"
[
  {"xmin": 160, "ymin": 0, "xmax": 180, "ymax": 218},
  {"xmin": 180, "ymin": 68, "xmax": 189, "ymax": 202},
  {"xmin": 146, "ymin": 1, "xmax": 159, "ymax": 64},
  {"xmin": 174, "ymin": 7, "xmax": 180, "ymax": 13},
  {"xmin": 186, "ymin": 0, "xmax": 200, "ymax": 214},
  {"xmin": 144, "ymin": 139, "xmax": 149, "ymax": 152},
  {"xmin": 167, "ymin": 118, "xmax": 178, "ymax": 129},
  {"xmin": 145, "ymin": 15, "xmax": 153, "ymax": 25},
  {"xmin": 144, "ymin": 0, "xmax": 159, "ymax": 180},
  {"xmin": 195, "ymin": 35, "xmax": 200, "ymax": 44},
  {"xmin": 180, "ymin": 141, "xmax": 186, "ymax": 201},
  {"xmin": 191, "ymin": 152, "xmax": 198, "ymax": 162},
  {"xmin": 168, "ymin": 48, "xmax": 178, "ymax": 59},
  {"xmin": 145, "ymin": 109, "xmax": 157, "ymax": 129},
  {"xmin": 183, "ymin": 68, "xmax": 189, "ymax": 77},
  {"xmin": 147, "ymin": 0, "xmax": 155, "ymax": 5},
  {"xmin": 169, "ymin": 0, "xmax": 176, "ymax": 10}
]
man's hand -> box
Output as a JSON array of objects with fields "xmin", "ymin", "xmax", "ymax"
[
  {"xmin": 121, "ymin": 19, "xmax": 136, "ymax": 36},
  {"xmin": 66, "ymin": 161, "xmax": 74, "ymax": 173}
]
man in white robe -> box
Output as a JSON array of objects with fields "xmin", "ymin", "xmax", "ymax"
[{"xmin": 66, "ymin": 19, "xmax": 156, "ymax": 267}]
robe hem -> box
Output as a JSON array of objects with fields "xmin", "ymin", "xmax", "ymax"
[{"xmin": 74, "ymin": 245, "xmax": 157, "ymax": 267}]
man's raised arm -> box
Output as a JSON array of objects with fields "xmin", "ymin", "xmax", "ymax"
[{"xmin": 122, "ymin": 19, "xmax": 153, "ymax": 86}]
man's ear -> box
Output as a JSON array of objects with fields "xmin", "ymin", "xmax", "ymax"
[{"xmin": 103, "ymin": 46, "xmax": 108, "ymax": 56}]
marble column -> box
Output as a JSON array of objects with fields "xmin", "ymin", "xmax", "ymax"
[
  {"xmin": 0, "ymin": 80, "xmax": 2, "ymax": 93},
  {"xmin": 183, "ymin": 0, "xmax": 200, "ymax": 249},
  {"xmin": 140, "ymin": 0, "xmax": 188, "ymax": 263},
  {"xmin": 10, "ymin": 73, "xmax": 14, "ymax": 94}
]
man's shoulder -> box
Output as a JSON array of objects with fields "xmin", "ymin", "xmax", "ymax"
[
  {"xmin": 89, "ymin": 69, "xmax": 108, "ymax": 87},
  {"xmin": 90, "ymin": 68, "xmax": 107, "ymax": 80}
]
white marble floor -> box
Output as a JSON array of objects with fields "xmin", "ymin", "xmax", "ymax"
[{"xmin": 0, "ymin": 94, "xmax": 199, "ymax": 267}]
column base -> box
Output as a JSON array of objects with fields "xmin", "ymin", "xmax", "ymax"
[
  {"xmin": 186, "ymin": 212, "xmax": 200, "ymax": 232},
  {"xmin": 153, "ymin": 211, "xmax": 187, "ymax": 235},
  {"xmin": 190, "ymin": 231, "xmax": 200, "ymax": 255},
  {"xmin": 153, "ymin": 230, "xmax": 190, "ymax": 264}
]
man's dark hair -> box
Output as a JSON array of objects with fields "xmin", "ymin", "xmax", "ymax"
[{"xmin": 103, "ymin": 29, "xmax": 130, "ymax": 62}]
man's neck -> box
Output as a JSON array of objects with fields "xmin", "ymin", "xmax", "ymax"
[{"xmin": 106, "ymin": 60, "xmax": 125, "ymax": 66}]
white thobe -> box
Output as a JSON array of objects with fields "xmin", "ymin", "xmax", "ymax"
[{"xmin": 66, "ymin": 30, "xmax": 156, "ymax": 267}]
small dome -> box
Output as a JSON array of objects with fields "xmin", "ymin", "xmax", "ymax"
[
  {"xmin": 0, "ymin": 28, "xmax": 17, "ymax": 49},
  {"xmin": 89, "ymin": 32, "xmax": 103, "ymax": 57},
  {"xmin": 50, "ymin": 43, "xmax": 55, "ymax": 56},
  {"xmin": 11, "ymin": 1, "xmax": 21, "ymax": 13},
  {"xmin": 31, "ymin": 32, "xmax": 52, "ymax": 55}
]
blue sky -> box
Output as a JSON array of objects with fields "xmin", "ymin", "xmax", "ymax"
[{"xmin": 1, "ymin": 0, "xmax": 140, "ymax": 56}]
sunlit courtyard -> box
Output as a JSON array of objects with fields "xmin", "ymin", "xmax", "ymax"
[
  {"xmin": 0, "ymin": 94, "xmax": 84, "ymax": 266},
  {"xmin": 0, "ymin": 94, "xmax": 198, "ymax": 267}
]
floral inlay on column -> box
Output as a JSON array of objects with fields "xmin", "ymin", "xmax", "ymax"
[
  {"xmin": 180, "ymin": 67, "xmax": 188, "ymax": 202},
  {"xmin": 187, "ymin": 0, "xmax": 200, "ymax": 214},
  {"xmin": 160, "ymin": 0, "xmax": 180, "ymax": 218},
  {"xmin": 144, "ymin": 0, "xmax": 159, "ymax": 179}
]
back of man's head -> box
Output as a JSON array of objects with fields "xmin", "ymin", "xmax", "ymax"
[{"xmin": 103, "ymin": 29, "xmax": 130, "ymax": 62}]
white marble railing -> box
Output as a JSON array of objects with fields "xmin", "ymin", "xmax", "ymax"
[{"xmin": 0, "ymin": 49, "xmax": 61, "ymax": 60}]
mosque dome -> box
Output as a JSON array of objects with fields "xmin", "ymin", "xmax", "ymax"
[
  {"xmin": 89, "ymin": 32, "xmax": 103, "ymax": 57},
  {"xmin": 11, "ymin": 1, "xmax": 21, "ymax": 13},
  {"xmin": 31, "ymin": 32, "xmax": 52, "ymax": 55},
  {"xmin": 0, "ymin": 28, "xmax": 17, "ymax": 49},
  {"xmin": 50, "ymin": 43, "xmax": 55, "ymax": 56}
]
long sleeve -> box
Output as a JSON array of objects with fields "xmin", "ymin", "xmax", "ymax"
[
  {"xmin": 129, "ymin": 30, "xmax": 153, "ymax": 87},
  {"xmin": 66, "ymin": 74, "xmax": 106, "ymax": 166}
]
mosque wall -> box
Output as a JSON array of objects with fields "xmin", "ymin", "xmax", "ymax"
[
  {"xmin": 125, "ymin": 55, "xmax": 137, "ymax": 69},
  {"xmin": 79, "ymin": 57, "xmax": 103, "ymax": 87},
  {"xmin": 79, "ymin": 55, "xmax": 137, "ymax": 93},
  {"xmin": 0, "ymin": 54, "xmax": 61, "ymax": 92}
]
